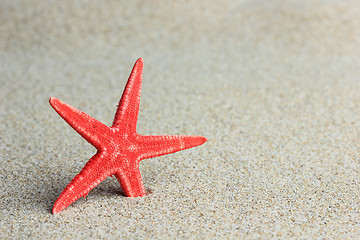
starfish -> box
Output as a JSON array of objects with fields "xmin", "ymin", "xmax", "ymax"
[{"xmin": 49, "ymin": 58, "xmax": 207, "ymax": 214}]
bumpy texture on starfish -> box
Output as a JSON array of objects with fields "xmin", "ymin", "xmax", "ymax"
[{"xmin": 50, "ymin": 58, "xmax": 207, "ymax": 214}]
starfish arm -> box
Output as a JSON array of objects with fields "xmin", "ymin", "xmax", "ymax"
[
  {"xmin": 52, "ymin": 153, "xmax": 111, "ymax": 214},
  {"xmin": 114, "ymin": 161, "xmax": 146, "ymax": 197},
  {"xmin": 112, "ymin": 58, "xmax": 143, "ymax": 133},
  {"xmin": 49, "ymin": 97, "xmax": 112, "ymax": 150},
  {"xmin": 136, "ymin": 135, "xmax": 207, "ymax": 160}
]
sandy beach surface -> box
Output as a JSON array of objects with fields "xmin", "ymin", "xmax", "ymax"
[{"xmin": 1, "ymin": 0, "xmax": 360, "ymax": 238}]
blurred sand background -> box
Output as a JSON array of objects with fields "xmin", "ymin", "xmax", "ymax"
[{"xmin": 1, "ymin": 0, "xmax": 360, "ymax": 238}]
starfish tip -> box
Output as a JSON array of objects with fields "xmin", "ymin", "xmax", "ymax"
[
  {"xmin": 195, "ymin": 136, "xmax": 207, "ymax": 146},
  {"xmin": 49, "ymin": 97, "xmax": 57, "ymax": 104},
  {"xmin": 49, "ymin": 97, "xmax": 62, "ymax": 110},
  {"xmin": 134, "ymin": 58, "xmax": 143, "ymax": 69},
  {"xmin": 52, "ymin": 206, "xmax": 60, "ymax": 215},
  {"xmin": 52, "ymin": 199, "xmax": 67, "ymax": 214}
]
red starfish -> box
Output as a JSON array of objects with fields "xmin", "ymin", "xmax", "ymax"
[{"xmin": 49, "ymin": 58, "xmax": 207, "ymax": 214}]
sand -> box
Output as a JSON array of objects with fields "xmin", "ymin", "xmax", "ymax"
[{"xmin": 1, "ymin": 0, "xmax": 360, "ymax": 238}]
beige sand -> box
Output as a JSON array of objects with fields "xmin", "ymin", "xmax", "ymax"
[{"xmin": 1, "ymin": 0, "xmax": 360, "ymax": 238}]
